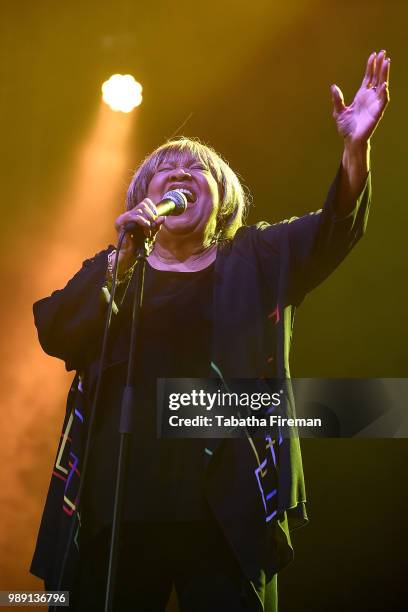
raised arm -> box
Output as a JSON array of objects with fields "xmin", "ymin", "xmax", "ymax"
[
  {"xmin": 331, "ymin": 49, "xmax": 390, "ymax": 214},
  {"xmin": 253, "ymin": 51, "xmax": 390, "ymax": 304}
]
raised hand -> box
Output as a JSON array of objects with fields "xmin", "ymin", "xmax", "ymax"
[{"xmin": 331, "ymin": 50, "xmax": 390, "ymax": 145}]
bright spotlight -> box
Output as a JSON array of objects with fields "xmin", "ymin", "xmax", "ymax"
[{"xmin": 101, "ymin": 74, "xmax": 143, "ymax": 113}]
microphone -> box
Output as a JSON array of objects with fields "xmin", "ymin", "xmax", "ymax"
[{"xmin": 123, "ymin": 189, "xmax": 187, "ymax": 233}]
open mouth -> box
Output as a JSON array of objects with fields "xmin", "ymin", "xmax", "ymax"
[{"xmin": 168, "ymin": 186, "xmax": 197, "ymax": 203}]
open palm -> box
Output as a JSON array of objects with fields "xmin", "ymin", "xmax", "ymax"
[{"xmin": 331, "ymin": 50, "xmax": 390, "ymax": 143}]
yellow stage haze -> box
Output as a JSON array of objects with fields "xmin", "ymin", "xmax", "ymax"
[{"xmin": 0, "ymin": 101, "xmax": 136, "ymax": 590}]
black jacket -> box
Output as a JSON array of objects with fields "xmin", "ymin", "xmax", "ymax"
[{"xmin": 31, "ymin": 168, "xmax": 371, "ymax": 610}]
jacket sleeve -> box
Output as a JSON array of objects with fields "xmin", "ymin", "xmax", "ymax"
[
  {"xmin": 33, "ymin": 247, "xmax": 113, "ymax": 371},
  {"xmin": 253, "ymin": 166, "xmax": 371, "ymax": 305}
]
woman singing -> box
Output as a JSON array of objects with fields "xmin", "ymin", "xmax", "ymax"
[{"xmin": 31, "ymin": 50, "xmax": 390, "ymax": 611}]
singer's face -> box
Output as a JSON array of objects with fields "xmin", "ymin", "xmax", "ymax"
[{"xmin": 146, "ymin": 156, "xmax": 220, "ymax": 242}]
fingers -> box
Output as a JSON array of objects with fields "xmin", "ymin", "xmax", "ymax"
[
  {"xmin": 368, "ymin": 50, "xmax": 390, "ymax": 109},
  {"xmin": 365, "ymin": 49, "xmax": 390, "ymax": 90},
  {"xmin": 378, "ymin": 55, "xmax": 390, "ymax": 109},
  {"xmin": 115, "ymin": 211, "xmax": 150, "ymax": 234},
  {"xmin": 331, "ymin": 84, "xmax": 346, "ymax": 114},
  {"xmin": 371, "ymin": 50, "xmax": 386, "ymax": 87},
  {"xmin": 378, "ymin": 53, "xmax": 390, "ymax": 88},
  {"xmin": 115, "ymin": 198, "xmax": 159, "ymax": 234},
  {"xmin": 140, "ymin": 198, "xmax": 159, "ymax": 217},
  {"xmin": 362, "ymin": 51, "xmax": 376, "ymax": 87}
]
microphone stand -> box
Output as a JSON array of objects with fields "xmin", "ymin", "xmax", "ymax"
[
  {"xmin": 53, "ymin": 194, "xmax": 185, "ymax": 610},
  {"xmin": 104, "ymin": 240, "xmax": 149, "ymax": 612}
]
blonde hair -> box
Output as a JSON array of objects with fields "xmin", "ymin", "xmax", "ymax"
[{"xmin": 126, "ymin": 137, "xmax": 250, "ymax": 241}]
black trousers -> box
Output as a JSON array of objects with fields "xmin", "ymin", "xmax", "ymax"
[{"xmin": 69, "ymin": 520, "xmax": 277, "ymax": 612}]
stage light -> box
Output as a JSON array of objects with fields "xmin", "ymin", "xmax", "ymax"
[{"xmin": 101, "ymin": 74, "xmax": 143, "ymax": 113}]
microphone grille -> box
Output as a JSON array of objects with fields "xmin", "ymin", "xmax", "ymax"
[{"xmin": 162, "ymin": 190, "xmax": 187, "ymax": 215}]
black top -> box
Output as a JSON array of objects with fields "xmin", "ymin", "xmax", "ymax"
[{"xmin": 83, "ymin": 261, "xmax": 215, "ymax": 535}]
